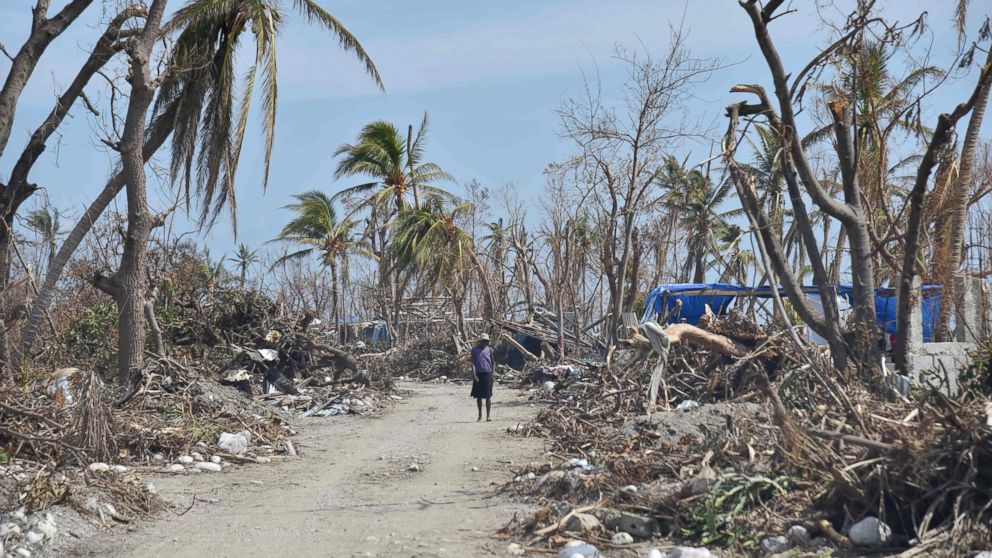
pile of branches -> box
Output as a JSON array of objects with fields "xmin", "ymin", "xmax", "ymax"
[
  {"xmin": 367, "ymin": 337, "xmax": 467, "ymax": 381},
  {"xmin": 510, "ymin": 313, "xmax": 992, "ymax": 556}
]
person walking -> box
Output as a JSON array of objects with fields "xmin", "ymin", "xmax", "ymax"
[{"xmin": 470, "ymin": 333, "xmax": 495, "ymax": 421}]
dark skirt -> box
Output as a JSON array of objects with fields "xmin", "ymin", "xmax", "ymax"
[{"xmin": 471, "ymin": 372, "xmax": 493, "ymax": 399}]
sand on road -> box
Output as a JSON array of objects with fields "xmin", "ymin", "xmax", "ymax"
[{"xmin": 65, "ymin": 381, "xmax": 547, "ymax": 558}]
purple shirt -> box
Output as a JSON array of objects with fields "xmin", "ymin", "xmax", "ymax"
[{"xmin": 471, "ymin": 346, "xmax": 494, "ymax": 374}]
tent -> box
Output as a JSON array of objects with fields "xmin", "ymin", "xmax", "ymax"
[{"xmin": 642, "ymin": 283, "xmax": 942, "ymax": 341}]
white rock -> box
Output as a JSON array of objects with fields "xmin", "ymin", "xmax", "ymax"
[
  {"xmin": 194, "ymin": 462, "xmax": 222, "ymax": 472},
  {"xmin": 611, "ymin": 532, "xmax": 634, "ymax": 545},
  {"xmin": 24, "ymin": 531, "xmax": 43, "ymax": 545},
  {"xmin": 408, "ymin": 463, "xmax": 420, "ymax": 472},
  {"xmin": 210, "ymin": 455, "xmax": 222, "ymax": 464},
  {"xmin": 87, "ymin": 462, "xmax": 110, "ymax": 473},
  {"xmin": 168, "ymin": 464, "xmax": 185, "ymax": 473},
  {"xmin": 646, "ymin": 549, "xmax": 664, "ymax": 558},
  {"xmin": 848, "ymin": 516, "xmax": 891, "ymax": 547},
  {"xmin": 217, "ymin": 432, "xmax": 250, "ymax": 455},
  {"xmin": 541, "ymin": 381, "xmax": 557, "ymax": 395},
  {"xmin": 13, "ymin": 508, "xmax": 27, "ymax": 523},
  {"xmin": 665, "ymin": 548, "xmax": 717, "ymax": 558},
  {"xmin": 256, "ymin": 457, "xmax": 271, "ymax": 464},
  {"xmin": 621, "ymin": 485, "xmax": 638, "ymax": 494},
  {"xmin": 557, "ymin": 540, "xmax": 599, "ymax": 558},
  {"xmin": 35, "ymin": 518, "xmax": 56, "ymax": 539},
  {"xmin": 507, "ymin": 542, "xmax": 526, "ymax": 556},
  {"xmin": 111, "ymin": 464, "xmax": 128, "ymax": 473},
  {"xmin": 471, "ymin": 467, "xmax": 479, "ymax": 472},
  {"xmin": 760, "ymin": 535, "xmax": 791, "ymax": 554},
  {"xmin": 15, "ymin": 547, "xmax": 32, "ymax": 557},
  {"xmin": 177, "ymin": 455, "xmax": 194, "ymax": 465},
  {"xmin": 192, "ymin": 452, "xmax": 204, "ymax": 462},
  {"xmin": 786, "ymin": 525, "xmax": 810, "ymax": 546},
  {"xmin": 390, "ymin": 395, "xmax": 403, "ymax": 401},
  {"xmin": 0, "ymin": 522, "xmax": 21, "ymax": 536},
  {"xmin": 151, "ymin": 452, "xmax": 165, "ymax": 461},
  {"xmin": 973, "ymin": 553, "xmax": 992, "ymax": 558}
]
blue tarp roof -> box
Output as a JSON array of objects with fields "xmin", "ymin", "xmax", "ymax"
[{"xmin": 643, "ymin": 283, "xmax": 942, "ymax": 341}]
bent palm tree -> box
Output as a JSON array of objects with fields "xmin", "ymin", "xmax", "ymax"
[
  {"xmin": 20, "ymin": 0, "xmax": 382, "ymax": 357},
  {"xmin": 271, "ymin": 191, "xmax": 367, "ymax": 333},
  {"xmin": 159, "ymin": 0, "xmax": 384, "ymax": 227}
]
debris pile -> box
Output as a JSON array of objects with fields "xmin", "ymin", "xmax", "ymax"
[{"xmin": 502, "ymin": 312, "xmax": 992, "ymax": 556}]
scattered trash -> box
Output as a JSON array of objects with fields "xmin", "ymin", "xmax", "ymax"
[
  {"xmin": 217, "ymin": 431, "xmax": 250, "ymax": 456},
  {"xmin": 675, "ymin": 399, "xmax": 700, "ymax": 411}
]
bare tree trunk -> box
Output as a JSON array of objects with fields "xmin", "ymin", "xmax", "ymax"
[
  {"xmin": 107, "ymin": 0, "xmax": 167, "ymax": 384},
  {"xmin": 0, "ymin": 223, "xmax": 11, "ymax": 363},
  {"xmin": 935, "ymin": 47, "xmax": 992, "ymax": 340},
  {"xmin": 895, "ymin": 56, "xmax": 992, "ymax": 370},
  {"xmin": 18, "ymin": 118, "xmax": 173, "ymax": 359}
]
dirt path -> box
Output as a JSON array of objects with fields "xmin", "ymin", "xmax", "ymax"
[{"xmin": 66, "ymin": 382, "xmax": 546, "ymax": 558}]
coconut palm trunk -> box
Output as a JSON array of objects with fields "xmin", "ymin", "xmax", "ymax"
[{"xmin": 934, "ymin": 48, "xmax": 992, "ymax": 340}]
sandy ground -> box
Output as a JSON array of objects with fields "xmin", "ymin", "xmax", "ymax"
[{"xmin": 63, "ymin": 381, "xmax": 548, "ymax": 558}]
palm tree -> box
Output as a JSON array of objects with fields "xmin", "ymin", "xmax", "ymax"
[
  {"xmin": 228, "ymin": 243, "xmax": 260, "ymax": 288},
  {"xmin": 332, "ymin": 114, "xmax": 453, "ymax": 340},
  {"xmin": 392, "ymin": 195, "xmax": 493, "ymax": 336},
  {"xmin": 24, "ymin": 206, "xmax": 60, "ymax": 270},
  {"xmin": 19, "ymin": 0, "xmax": 382, "ymax": 360},
  {"xmin": 156, "ymin": 0, "xmax": 384, "ymax": 227},
  {"xmin": 271, "ymin": 190, "xmax": 367, "ymax": 335},
  {"xmin": 332, "ymin": 114, "xmax": 453, "ymax": 215},
  {"xmin": 660, "ymin": 156, "xmax": 744, "ymax": 283}
]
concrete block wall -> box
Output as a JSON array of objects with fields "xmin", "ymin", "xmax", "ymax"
[{"xmin": 906, "ymin": 341, "xmax": 977, "ymax": 395}]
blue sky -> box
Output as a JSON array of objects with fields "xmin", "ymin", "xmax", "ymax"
[{"xmin": 1, "ymin": 0, "xmax": 986, "ymax": 261}]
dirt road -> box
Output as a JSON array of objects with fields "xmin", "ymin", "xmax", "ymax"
[{"xmin": 67, "ymin": 382, "xmax": 546, "ymax": 558}]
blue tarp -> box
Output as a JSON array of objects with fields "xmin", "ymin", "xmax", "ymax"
[
  {"xmin": 872, "ymin": 286, "xmax": 942, "ymax": 342},
  {"xmin": 643, "ymin": 283, "xmax": 942, "ymax": 339},
  {"xmin": 643, "ymin": 283, "xmax": 747, "ymax": 325}
]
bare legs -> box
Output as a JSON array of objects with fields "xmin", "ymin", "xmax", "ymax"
[{"xmin": 476, "ymin": 398, "xmax": 492, "ymax": 421}]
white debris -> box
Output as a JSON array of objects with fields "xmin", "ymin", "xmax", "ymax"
[
  {"xmin": 210, "ymin": 455, "xmax": 222, "ymax": 464},
  {"xmin": 151, "ymin": 452, "xmax": 166, "ymax": 461},
  {"xmin": 541, "ymin": 381, "xmax": 557, "ymax": 395},
  {"xmin": 195, "ymin": 462, "xmax": 222, "ymax": 472},
  {"xmin": 87, "ymin": 462, "xmax": 110, "ymax": 473},
  {"xmin": 646, "ymin": 549, "xmax": 664, "ymax": 558},
  {"xmin": 557, "ymin": 540, "xmax": 600, "ymax": 558},
  {"xmin": 611, "ymin": 532, "xmax": 634, "ymax": 545},
  {"xmin": 146, "ymin": 482, "xmax": 158, "ymax": 494},
  {"xmin": 111, "ymin": 464, "xmax": 128, "ymax": 473},
  {"xmin": 848, "ymin": 516, "xmax": 891, "ymax": 547},
  {"xmin": 35, "ymin": 515, "xmax": 56, "ymax": 539},
  {"xmin": 178, "ymin": 455, "xmax": 194, "ymax": 465},
  {"xmin": 664, "ymin": 548, "xmax": 717, "ymax": 558},
  {"xmin": 168, "ymin": 464, "xmax": 185, "ymax": 473},
  {"xmin": 217, "ymin": 431, "xmax": 250, "ymax": 455},
  {"xmin": 192, "ymin": 452, "xmax": 205, "ymax": 462},
  {"xmin": 257, "ymin": 348, "xmax": 278, "ymax": 361},
  {"xmin": 621, "ymin": 484, "xmax": 638, "ymax": 494},
  {"xmin": 15, "ymin": 547, "xmax": 32, "ymax": 557},
  {"xmin": 0, "ymin": 523, "xmax": 21, "ymax": 537},
  {"xmin": 675, "ymin": 400, "xmax": 700, "ymax": 411},
  {"xmin": 408, "ymin": 463, "xmax": 421, "ymax": 472},
  {"xmin": 24, "ymin": 532, "xmax": 43, "ymax": 545},
  {"xmin": 507, "ymin": 542, "xmax": 526, "ymax": 556}
]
